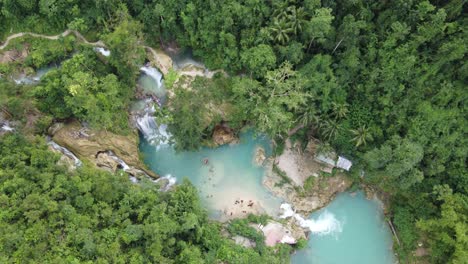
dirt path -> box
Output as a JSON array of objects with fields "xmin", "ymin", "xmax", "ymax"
[
  {"xmin": 0, "ymin": 30, "xmax": 106, "ymax": 50},
  {"xmin": 1, "ymin": 30, "xmax": 224, "ymax": 79}
]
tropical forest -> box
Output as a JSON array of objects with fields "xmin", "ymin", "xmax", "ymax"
[{"xmin": 0, "ymin": 0, "xmax": 466, "ymax": 263}]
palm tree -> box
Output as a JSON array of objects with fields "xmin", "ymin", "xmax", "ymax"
[
  {"xmin": 350, "ymin": 125, "xmax": 373, "ymax": 147},
  {"xmin": 331, "ymin": 102, "xmax": 349, "ymax": 120},
  {"xmin": 269, "ymin": 18, "xmax": 292, "ymax": 45},
  {"xmin": 286, "ymin": 6, "xmax": 306, "ymax": 35},
  {"xmin": 321, "ymin": 119, "xmax": 341, "ymax": 140}
]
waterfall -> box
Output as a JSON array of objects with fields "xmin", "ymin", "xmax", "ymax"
[
  {"xmin": 13, "ymin": 65, "xmax": 56, "ymax": 84},
  {"xmin": 1, "ymin": 123, "xmax": 14, "ymax": 132},
  {"xmin": 106, "ymin": 150, "xmax": 131, "ymax": 171},
  {"xmin": 153, "ymin": 174, "xmax": 177, "ymax": 191},
  {"xmin": 47, "ymin": 139, "xmax": 82, "ymax": 167},
  {"xmin": 140, "ymin": 66, "xmax": 163, "ymax": 89},
  {"xmin": 135, "ymin": 104, "xmax": 171, "ymax": 146},
  {"xmin": 280, "ymin": 203, "xmax": 342, "ymax": 236},
  {"xmin": 94, "ymin": 47, "xmax": 111, "ymax": 57}
]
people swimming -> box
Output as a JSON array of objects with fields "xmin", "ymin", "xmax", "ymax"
[{"xmin": 203, "ymin": 158, "xmax": 209, "ymax": 165}]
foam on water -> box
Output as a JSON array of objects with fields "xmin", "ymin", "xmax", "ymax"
[
  {"xmin": 136, "ymin": 111, "xmax": 171, "ymax": 147},
  {"xmin": 280, "ymin": 203, "xmax": 342, "ymax": 236},
  {"xmin": 154, "ymin": 174, "xmax": 177, "ymax": 191},
  {"xmin": 291, "ymin": 192, "xmax": 396, "ymax": 264},
  {"xmin": 47, "ymin": 140, "xmax": 82, "ymax": 167},
  {"xmin": 94, "ymin": 47, "xmax": 111, "ymax": 57},
  {"xmin": 1, "ymin": 124, "xmax": 14, "ymax": 131},
  {"xmin": 139, "ymin": 66, "xmax": 165, "ymax": 99}
]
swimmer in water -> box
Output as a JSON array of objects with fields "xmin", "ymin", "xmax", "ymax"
[{"xmin": 203, "ymin": 158, "xmax": 209, "ymax": 165}]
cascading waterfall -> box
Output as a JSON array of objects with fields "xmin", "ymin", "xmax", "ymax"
[
  {"xmin": 140, "ymin": 66, "xmax": 163, "ymax": 91},
  {"xmin": 135, "ymin": 100, "xmax": 171, "ymax": 146},
  {"xmin": 134, "ymin": 66, "xmax": 171, "ymax": 146},
  {"xmin": 13, "ymin": 65, "xmax": 57, "ymax": 84},
  {"xmin": 46, "ymin": 139, "xmax": 82, "ymax": 167},
  {"xmin": 1, "ymin": 122, "xmax": 14, "ymax": 132},
  {"xmin": 280, "ymin": 203, "xmax": 343, "ymax": 236},
  {"xmin": 107, "ymin": 150, "xmax": 131, "ymax": 171}
]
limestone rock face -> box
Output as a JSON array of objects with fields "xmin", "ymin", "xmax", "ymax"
[
  {"xmin": 95, "ymin": 152, "xmax": 119, "ymax": 172},
  {"xmin": 212, "ymin": 124, "xmax": 238, "ymax": 146},
  {"xmin": 263, "ymin": 158, "xmax": 351, "ymax": 215},
  {"xmin": 253, "ymin": 146, "xmax": 266, "ymax": 166},
  {"xmin": 145, "ymin": 47, "xmax": 173, "ymax": 75},
  {"xmin": 51, "ymin": 120, "xmax": 157, "ymax": 178}
]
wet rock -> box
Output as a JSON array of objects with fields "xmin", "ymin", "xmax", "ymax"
[
  {"xmin": 212, "ymin": 124, "xmax": 238, "ymax": 146},
  {"xmin": 253, "ymin": 146, "xmax": 266, "ymax": 166},
  {"xmin": 51, "ymin": 120, "xmax": 158, "ymax": 178},
  {"xmin": 95, "ymin": 152, "xmax": 119, "ymax": 172},
  {"xmin": 144, "ymin": 47, "xmax": 173, "ymax": 75},
  {"xmin": 48, "ymin": 146, "xmax": 77, "ymax": 171}
]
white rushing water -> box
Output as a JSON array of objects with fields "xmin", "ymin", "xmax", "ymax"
[
  {"xmin": 140, "ymin": 66, "xmax": 163, "ymax": 89},
  {"xmin": 280, "ymin": 203, "xmax": 343, "ymax": 236},
  {"xmin": 106, "ymin": 150, "xmax": 131, "ymax": 171},
  {"xmin": 153, "ymin": 174, "xmax": 177, "ymax": 191},
  {"xmin": 13, "ymin": 65, "xmax": 57, "ymax": 85},
  {"xmin": 1, "ymin": 123, "xmax": 14, "ymax": 132},
  {"xmin": 106, "ymin": 150, "xmax": 176, "ymax": 190},
  {"xmin": 47, "ymin": 140, "xmax": 83, "ymax": 167},
  {"xmin": 94, "ymin": 47, "xmax": 111, "ymax": 57},
  {"xmin": 134, "ymin": 66, "xmax": 171, "ymax": 146},
  {"xmin": 135, "ymin": 107, "xmax": 171, "ymax": 146}
]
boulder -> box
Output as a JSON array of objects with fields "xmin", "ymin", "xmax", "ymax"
[
  {"xmin": 51, "ymin": 120, "xmax": 158, "ymax": 178},
  {"xmin": 95, "ymin": 152, "xmax": 120, "ymax": 172},
  {"xmin": 212, "ymin": 124, "xmax": 238, "ymax": 146},
  {"xmin": 253, "ymin": 146, "xmax": 266, "ymax": 166}
]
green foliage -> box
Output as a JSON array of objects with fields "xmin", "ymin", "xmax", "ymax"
[
  {"xmin": 416, "ymin": 186, "xmax": 468, "ymax": 263},
  {"xmin": 164, "ymin": 68, "xmax": 179, "ymax": 90},
  {"xmin": 168, "ymin": 76, "xmax": 234, "ymax": 151},
  {"xmin": 227, "ymin": 218, "xmax": 266, "ymax": 252},
  {"xmin": 33, "ymin": 51, "xmax": 131, "ymax": 132},
  {"xmin": 240, "ymin": 44, "xmax": 276, "ymax": 78},
  {"xmin": 232, "ymin": 62, "xmax": 309, "ymax": 138},
  {"xmin": 364, "ymin": 136, "xmax": 424, "ymax": 192},
  {"xmin": 2, "ymin": 0, "xmax": 467, "ymax": 262},
  {"xmin": 273, "ymin": 164, "xmax": 292, "ymax": 187},
  {"xmin": 25, "ymin": 36, "xmax": 75, "ymax": 68},
  {"xmin": 303, "ymin": 176, "xmax": 315, "ymax": 192},
  {"xmin": 0, "ymin": 134, "xmax": 291, "ymax": 263},
  {"xmin": 103, "ymin": 8, "xmax": 145, "ymax": 86},
  {"xmin": 295, "ymin": 238, "xmax": 308, "ymax": 250}
]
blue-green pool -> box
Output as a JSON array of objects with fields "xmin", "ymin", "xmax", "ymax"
[
  {"xmin": 292, "ymin": 191, "xmax": 396, "ymax": 264},
  {"xmin": 139, "ymin": 130, "xmax": 283, "ymax": 220}
]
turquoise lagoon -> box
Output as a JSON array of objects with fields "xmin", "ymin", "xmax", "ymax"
[{"xmin": 292, "ymin": 192, "xmax": 396, "ymax": 264}]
